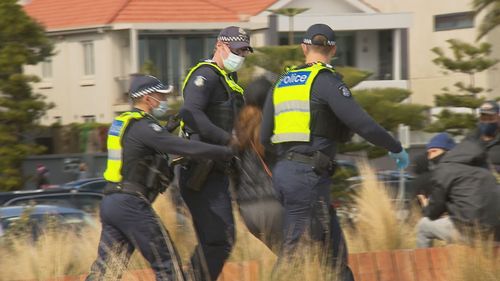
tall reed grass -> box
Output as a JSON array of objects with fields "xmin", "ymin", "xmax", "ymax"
[{"xmin": 0, "ymin": 164, "xmax": 498, "ymax": 281}]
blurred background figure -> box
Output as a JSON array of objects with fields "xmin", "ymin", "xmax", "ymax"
[
  {"xmin": 35, "ymin": 164, "xmax": 50, "ymax": 189},
  {"xmin": 77, "ymin": 162, "xmax": 89, "ymax": 180},
  {"xmin": 233, "ymin": 75, "xmax": 283, "ymax": 253},
  {"xmin": 467, "ymin": 100, "xmax": 500, "ymax": 173}
]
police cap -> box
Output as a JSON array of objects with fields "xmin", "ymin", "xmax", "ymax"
[
  {"xmin": 129, "ymin": 74, "xmax": 173, "ymax": 99},
  {"xmin": 217, "ymin": 26, "xmax": 253, "ymax": 52},
  {"xmin": 303, "ymin": 24, "xmax": 336, "ymax": 46}
]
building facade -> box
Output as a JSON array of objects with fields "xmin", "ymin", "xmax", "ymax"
[{"xmin": 23, "ymin": 0, "xmax": 412, "ymax": 125}]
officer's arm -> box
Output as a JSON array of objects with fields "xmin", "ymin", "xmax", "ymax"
[
  {"xmin": 260, "ymin": 88, "xmax": 275, "ymax": 149},
  {"xmin": 136, "ymin": 122, "xmax": 233, "ymax": 161},
  {"xmin": 180, "ymin": 68, "xmax": 232, "ymax": 145},
  {"xmin": 316, "ymin": 72, "xmax": 402, "ymax": 153}
]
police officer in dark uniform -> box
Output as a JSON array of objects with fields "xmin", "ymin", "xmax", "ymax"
[
  {"xmin": 86, "ymin": 74, "xmax": 234, "ymax": 281},
  {"xmin": 260, "ymin": 24, "xmax": 409, "ymax": 280},
  {"xmin": 178, "ymin": 26, "xmax": 252, "ymax": 281}
]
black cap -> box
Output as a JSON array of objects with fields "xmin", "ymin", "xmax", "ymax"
[
  {"xmin": 129, "ymin": 74, "xmax": 173, "ymax": 99},
  {"xmin": 479, "ymin": 100, "xmax": 500, "ymax": 115},
  {"xmin": 303, "ymin": 23, "xmax": 336, "ymax": 46},
  {"xmin": 217, "ymin": 26, "xmax": 253, "ymax": 52}
]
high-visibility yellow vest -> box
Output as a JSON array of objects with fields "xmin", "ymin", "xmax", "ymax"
[
  {"xmin": 180, "ymin": 60, "xmax": 244, "ymax": 134},
  {"xmin": 271, "ymin": 63, "xmax": 334, "ymax": 144},
  {"xmin": 103, "ymin": 111, "xmax": 146, "ymax": 183},
  {"xmin": 182, "ymin": 60, "xmax": 244, "ymax": 96}
]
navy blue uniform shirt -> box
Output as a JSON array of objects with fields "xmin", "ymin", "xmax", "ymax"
[
  {"xmin": 180, "ymin": 63, "xmax": 234, "ymax": 145},
  {"xmin": 121, "ymin": 109, "xmax": 232, "ymax": 177},
  {"xmin": 260, "ymin": 70, "xmax": 402, "ymax": 158}
]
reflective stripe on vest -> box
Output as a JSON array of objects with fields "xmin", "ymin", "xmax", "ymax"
[
  {"xmin": 180, "ymin": 60, "xmax": 244, "ymax": 132},
  {"xmin": 271, "ymin": 63, "xmax": 334, "ymax": 144},
  {"xmin": 103, "ymin": 111, "xmax": 146, "ymax": 183}
]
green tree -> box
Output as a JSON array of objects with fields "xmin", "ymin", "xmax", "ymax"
[
  {"xmin": 340, "ymin": 88, "xmax": 428, "ymax": 158},
  {"xmin": 473, "ymin": 0, "xmax": 500, "ymax": 40},
  {"xmin": 427, "ymin": 39, "xmax": 498, "ymax": 134},
  {"xmin": 0, "ymin": 0, "xmax": 53, "ymax": 191}
]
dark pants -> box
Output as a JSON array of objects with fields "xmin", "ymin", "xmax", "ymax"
[
  {"xmin": 272, "ymin": 159, "xmax": 355, "ymax": 281},
  {"xmin": 86, "ymin": 193, "xmax": 183, "ymax": 281},
  {"xmin": 180, "ymin": 169, "xmax": 235, "ymax": 281}
]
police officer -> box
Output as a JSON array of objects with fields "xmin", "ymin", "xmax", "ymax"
[
  {"xmin": 178, "ymin": 26, "xmax": 252, "ymax": 281},
  {"xmin": 260, "ymin": 24, "xmax": 409, "ymax": 280},
  {"xmin": 86, "ymin": 74, "xmax": 234, "ymax": 281}
]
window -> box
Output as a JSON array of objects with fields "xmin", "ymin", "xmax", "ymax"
[
  {"xmin": 434, "ymin": 12, "xmax": 474, "ymax": 31},
  {"xmin": 41, "ymin": 58, "xmax": 52, "ymax": 78},
  {"xmin": 82, "ymin": 41, "xmax": 95, "ymax": 75},
  {"xmin": 82, "ymin": 115, "xmax": 96, "ymax": 123}
]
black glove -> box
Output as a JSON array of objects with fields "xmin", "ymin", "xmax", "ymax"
[{"xmin": 166, "ymin": 114, "xmax": 181, "ymax": 133}]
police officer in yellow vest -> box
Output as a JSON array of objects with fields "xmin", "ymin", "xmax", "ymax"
[
  {"xmin": 261, "ymin": 24, "xmax": 409, "ymax": 281},
  {"xmin": 86, "ymin": 74, "xmax": 234, "ymax": 281},
  {"xmin": 178, "ymin": 26, "xmax": 252, "ymax": 281}
]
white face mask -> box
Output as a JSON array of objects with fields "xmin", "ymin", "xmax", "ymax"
[
  {"xmin": 222, "ymin": 46, "xmax": 245, "ymax": 72},
  {"xmin": 149, "ymin": 96, "xmax": 169, "ymax": 118}
]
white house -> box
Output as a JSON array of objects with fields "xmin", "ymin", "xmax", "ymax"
[{"xmin": 23, "ymin": 0, "xmax": 412, "ymax": 125}]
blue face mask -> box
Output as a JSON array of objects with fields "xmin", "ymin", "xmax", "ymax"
[
  {"xmin": 149, "ymin": 96, "xmax": 169, "ymax": 119},
  {"xmin": 479, "ymin": 122, "xmax": 498, "ymax": 137}
]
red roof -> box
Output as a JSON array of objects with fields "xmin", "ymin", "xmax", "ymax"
[{"xmin": 24, "ymin": 0, "xmax": 278, "ymax": 30}]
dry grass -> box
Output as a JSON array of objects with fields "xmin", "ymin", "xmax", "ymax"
[
  {"xmin": 344, "ymin": 162, "xmax": 416, "ymax": 253},
  {"xmin": 0, "ymin": 164, "xmax": 498, "ymax": 281}
]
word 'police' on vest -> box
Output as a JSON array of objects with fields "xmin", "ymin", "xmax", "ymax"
[{"xmin": 277, "ymin": 71, "xmax": 311, "ymax": 88}]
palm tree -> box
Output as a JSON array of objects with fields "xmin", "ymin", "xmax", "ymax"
[
  {"xmin": 473, "ymin": 0, "xmax": 500, "ymax": 39},
  {"xmin": 268, "ymin": 8, "xmax": 309, "ymax": 45}
]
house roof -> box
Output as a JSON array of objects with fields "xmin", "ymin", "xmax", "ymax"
[{"xmin": 23, "ymin": 0, "xmax": 278, "ymax": 31}]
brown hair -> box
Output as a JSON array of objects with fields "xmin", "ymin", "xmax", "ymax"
[{"xmin": 235, "ymin": 105, "xmax": 265, "ymax": 157}]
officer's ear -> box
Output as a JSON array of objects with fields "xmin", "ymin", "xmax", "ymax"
[
  {"xmin": 301, "ymin": 43, "xmax": 308, "ymax": 56},
  {"xmin": 329, "ymin": 45, "xmax": 337, "ymax": 58}
]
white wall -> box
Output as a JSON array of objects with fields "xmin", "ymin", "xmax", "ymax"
[
  {"xmin": 364, "ymin": 0, "xmax": 499, "ymax": 105},
  {"xmin": 26, "ymin": 30, "xmax": 131, "ymax": 125}
]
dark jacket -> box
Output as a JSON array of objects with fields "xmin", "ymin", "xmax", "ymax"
[
  {"xmin": 466, "ymin": 128, "xmax": 500, "ymax": 171},
  {"xmin": 425, "ymin": 140, "xmax": 500, "ymax": 229}
]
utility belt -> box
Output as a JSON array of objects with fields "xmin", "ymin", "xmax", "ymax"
[
  {"xmin": 282, "ymin": 151, "xmax": 337, "ymax": 177},
  {"xmin": 103, "ymin": 181, "xmax": 160, "ymax": 203}
]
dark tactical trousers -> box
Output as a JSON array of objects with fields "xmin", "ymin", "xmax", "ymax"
[
  {"xmin": 86, "ymin": 193, "xmax": 182, "ymax": 281},
  {"xmin": 272, "ymin": 159, "xmax": 355, "ymax": 281},
  {"xmin": 180, "ymin": 169, "xmax": 235, "ymax": 281}
]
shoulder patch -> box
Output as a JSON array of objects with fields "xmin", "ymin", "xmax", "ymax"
[
  {"xmin": 149, "ymin": 123, "xmax": 163, "ymax": 132},
  {"xmin": 338, "ymin": 85, "xmax": 352, "ymax": 98},
  {"xmin": 194, "ymin": 75, "xmax": 206, "ymax": 87}
]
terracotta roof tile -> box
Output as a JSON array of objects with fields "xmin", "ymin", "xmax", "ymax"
[{"xmin": 24, "ymin": 0, "xmax": 278, "ymax": 30}]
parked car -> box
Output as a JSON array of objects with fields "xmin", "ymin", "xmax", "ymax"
[
  {"xmin": 60, "ymin": 177, "xmax": 107, "ymax": 193},
  {"xmin": 0, "ymin": 205, "xmax": 96, "ymax": 238},
  {"xmin": 0, "ymin": 188, "xmax": 104, "ymax": 214}
]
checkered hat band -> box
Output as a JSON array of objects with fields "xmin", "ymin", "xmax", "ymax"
[
  {"xmin": 130, "ymin": 83, "xmax": 165, "ymax": 98},
  {"xmin": 218, "ymin": 35, "xmax": 249, "ymax": 43},
  {"xmin": 303, "ymin": 38, "xmax": 336, "ymax": 46}
]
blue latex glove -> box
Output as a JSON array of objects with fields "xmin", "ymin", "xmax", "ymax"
[{"xmin": 389, "ymin": 149, "xmax": 409, "ymax": 170}]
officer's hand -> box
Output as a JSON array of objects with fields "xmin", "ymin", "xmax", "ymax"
[
  {"xmin": 165, "ymin": 114, "xmax": 181, "ymax": 133},
  {"xmin": 228, "ymin": 136, "xmax": 241, "ymax": 154},
  {"xmin": 389, "ymin": 148, "xmax": 409, "ymax": 170}
]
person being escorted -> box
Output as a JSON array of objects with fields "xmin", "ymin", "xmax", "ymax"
[
  {"xmin": 416, "ymin": 133, "xmax": 500, "ymax": 248},
  {"xmin": 178, "ymin": 26, "xmax": 252, "ymax": 281},
  {"xmin": 86, "ymin": 74, "xmax": 234, "ymax": 281},
  {"xmin": 260, "ymin": 24, "xmax": 409, "ymax": 281}
]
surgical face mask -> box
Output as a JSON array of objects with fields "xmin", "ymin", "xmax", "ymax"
[
  {"xmin": 479, "ymin": 122, "xmax": 498, "ymax": 137},
  {"xmin": 149, "ymin": 96, "xmax": 169, "ymax": 119},
  {"xmin": 222, "ymin": 46, "xmax": 245, "ymax": 72}
]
